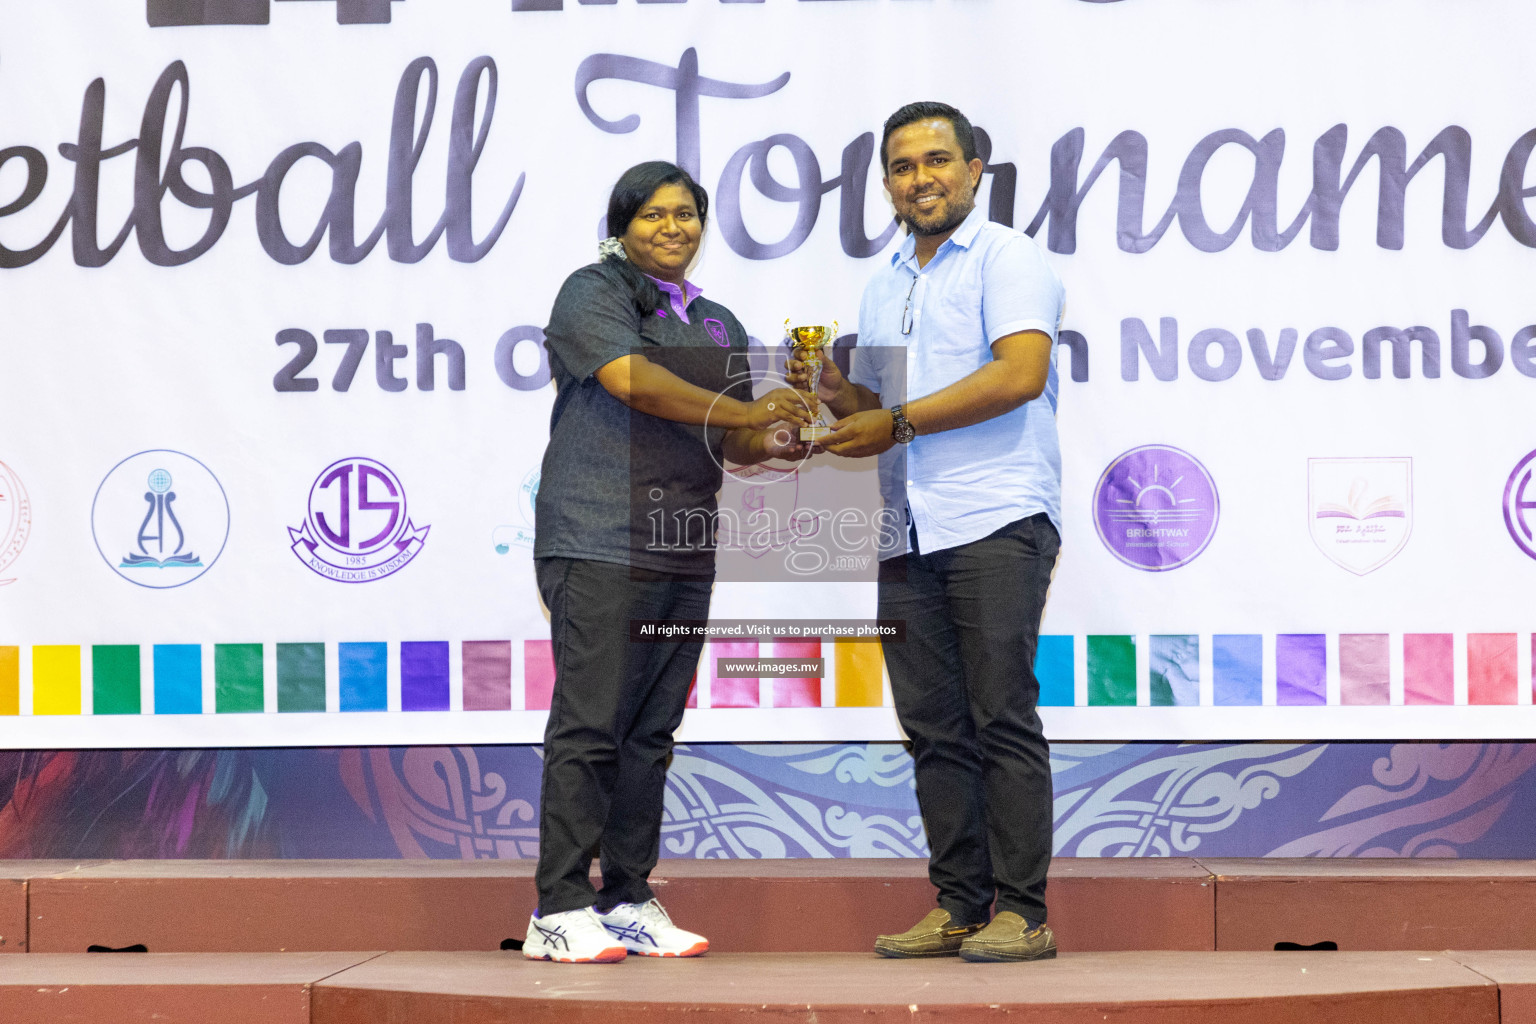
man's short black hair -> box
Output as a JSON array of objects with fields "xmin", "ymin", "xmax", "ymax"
[{"xmin": 880, "ymin": 101, "xmax": 978, "ymax": 172}]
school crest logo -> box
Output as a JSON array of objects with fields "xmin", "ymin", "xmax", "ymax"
[
  {"xmin": 290, "ymin": 457, "xmax": 429, "ymax": 582},
  {"xmin": 493, "ymin": 468, "xmax": 539, "ymax": 554},
  {"xmin": 1504, "ymin": 449, "xmax": 1536, "ymax": 562},
  {"xmin": 1093, "ymin": 445, "xmax": 1220, "ymax": 571},
  {"xmin": 0, "ymin": 460, "xmax": 32, "ymax": 586},
  {"xmin": 91, "ymin": 450, "xmax": 230, "ymax": 588},
  {"xmin": 1308, "ymin": 457, "xmax": 1412, "ymax": 575}
]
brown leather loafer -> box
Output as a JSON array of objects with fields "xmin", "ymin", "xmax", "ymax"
[
  {"xmin": 958, "ymin": 912, "xmax": 1057, "ymax": 962},
  {"xmin": 874, "ymin": 908, "xmax": 986, "ymax": 959}
]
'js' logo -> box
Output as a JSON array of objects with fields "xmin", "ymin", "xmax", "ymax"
[{"xmin": 148, "ymin": 0, "xmax": 403, "ymax": 27}]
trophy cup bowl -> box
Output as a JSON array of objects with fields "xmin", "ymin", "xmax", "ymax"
[{"xmin": 785, "ymin": 320, "xmax": 838, "ymax": 442}]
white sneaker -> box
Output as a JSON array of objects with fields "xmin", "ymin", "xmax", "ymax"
[
  {"xmin": 598, "ymin": 899, "xmax": 709, "ymax": 957},
  {"xmin": 523, "ymin": 907, "xmax": 627, "ymax": 963}
]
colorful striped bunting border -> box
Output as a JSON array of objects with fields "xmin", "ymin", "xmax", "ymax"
[{"xmin": 0, "ymin": 634, "xmax": 1529, "ymax": 714}]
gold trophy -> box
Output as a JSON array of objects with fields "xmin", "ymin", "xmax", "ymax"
[{"xmin": 785, "ymin": 319, "xmax": 838, "ymax": 442}]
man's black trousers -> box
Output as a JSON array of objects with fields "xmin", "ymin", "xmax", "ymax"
[
  {"xmin": 879, "ymin": 512, "xmax": 1060, "ymax": 927},
  {"xmin": 534, "ymin": 557, "xmax": 712, "ymax": 915}
]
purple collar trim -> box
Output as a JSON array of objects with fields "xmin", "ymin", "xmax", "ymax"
[{"xmin": 645, "ymin": 275, "xmax": 703, "ymax": 324}]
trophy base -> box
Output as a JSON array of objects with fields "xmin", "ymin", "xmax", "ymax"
[{"xmin": 800, "ymin": 424, "xmax": 832, "ymax": 443}]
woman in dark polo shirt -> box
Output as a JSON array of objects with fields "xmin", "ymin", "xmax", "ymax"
[{"xmin": 522, "ymin": 161, "xmax": 813, "ymax": 964}]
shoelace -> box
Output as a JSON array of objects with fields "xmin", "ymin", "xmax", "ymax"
[
  {"xmin": 561, "ymin": 907, "xmax": 617, "ymax": 943},
  {"xmin": 636, "ymin": 900, "xmax": 674, "ymax": 928}
]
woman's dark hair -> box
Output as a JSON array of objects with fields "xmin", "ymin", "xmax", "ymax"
[{"xmin": 601, "ymin": 161, "xmax": 710, "ymax": 316}]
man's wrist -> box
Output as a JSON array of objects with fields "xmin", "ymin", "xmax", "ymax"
[{"xmin": 890, "ymin": 404, "xmax": 915, "ymax": 443}]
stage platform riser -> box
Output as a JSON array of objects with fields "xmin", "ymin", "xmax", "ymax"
[
  {"xmin": 0, "ymin": 879, "xmax": 25, "ymax": 952},
  {"xmin": 0, "ymin": 951, "xmax": 1519, "ymax": 1024},
  {"xmin": 20, "ymin": 860, "xmax": 1216, "ymax": 954},
  {"xmin": 310, "ymin": 989, "xmax": 1496, "ymax": 1024},
  {"xmin": 2, "ymin": 985, "xmax": 311, "ymax": 1024},
  {"xmin": 10, "ymin": 859, "xmax": 1536, "ymax": 955},
  {"xmin": 0, "ymin": 951, "xmax": 375, "ymax": 1024},
  {"xmin": 1214, "ymin": 879, "xmax": 1536, "ymax": 950}
]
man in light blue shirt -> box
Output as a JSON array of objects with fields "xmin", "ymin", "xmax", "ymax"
[{"xmin": 810, "ymin": 102, "xmax": 1064, "ymax": 964}]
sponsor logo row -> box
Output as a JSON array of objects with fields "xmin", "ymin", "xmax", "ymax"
[
  {"xmin": 1090, "ymin": 444, "xmax": 1535, "ymax": 575},
  {"xmin": 4, "ymin": 451, "xmax": 431, "ymax": 590},
  {"xmin": 1, "ymin": 446, "xmax": 1534, "ymax": 588}
]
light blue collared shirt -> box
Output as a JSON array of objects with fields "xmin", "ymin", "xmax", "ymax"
[{"xmin": 850, "ymin": 206, "xmax": 1065, "ymax": 559}]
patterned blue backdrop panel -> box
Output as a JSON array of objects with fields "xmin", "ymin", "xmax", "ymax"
[{"xmin": 0, "ymin": 742, "xmax": 1529, "ymax": 860}]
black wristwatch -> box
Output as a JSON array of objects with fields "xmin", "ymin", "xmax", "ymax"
[{"xmin": 890, "ymin": 404, "xmax": 915, "ymax": 444}]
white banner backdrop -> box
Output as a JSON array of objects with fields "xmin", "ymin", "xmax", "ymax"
[{"xmin": 1, "ymin": 0, "xmax": 1534, "ymax": 746}]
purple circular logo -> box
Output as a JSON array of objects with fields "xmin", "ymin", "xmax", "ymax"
[
  {"xmin": 1093, "ymin": 445, "xmax": 1220, "ymax": 571},
  {"xmin": 1504, "ymin": 449, "xmax": 1536, "ymax": 561},
  {"xmin": 289, "ymin": 457, "xmax": 430, "ymax": 582}
]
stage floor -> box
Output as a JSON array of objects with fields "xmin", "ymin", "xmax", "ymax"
[{"xmin": 0, "ymin": 949, "xmax": 1521, "ymax": 1024}]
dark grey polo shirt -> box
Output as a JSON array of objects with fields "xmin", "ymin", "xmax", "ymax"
[{"xmin": 534, "ymin": 261, "xmax": 750, "ymax": 575}]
